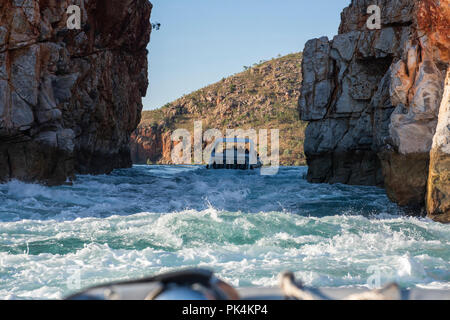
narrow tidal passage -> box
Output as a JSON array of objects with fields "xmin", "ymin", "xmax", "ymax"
[{"xmin": 0, "ymin": 166, "xmax": 449, "ymax": 299}]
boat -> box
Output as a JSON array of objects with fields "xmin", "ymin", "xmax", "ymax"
[
  {"xmin": 66, "ymin": 268, "xmax": 450, "ymax": 300},
  {"xmin": 206, "ymin": 138, "xmax": 262, "ymax": 170}
]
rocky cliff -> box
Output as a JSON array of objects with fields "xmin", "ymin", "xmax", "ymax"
[
  {"xmin": 299, "ymin": 0, "xmax": 449, "ymax": 221},
  {"xmin": 427, "ymin": 70, "xmax": 450, "ymax": 223},
  {"xmin": 131, "ymin": 53, "xmax": 307, "ymax": 166},
  {"xmin": 0, "ymin": 0, "xmax": 152, "ymax": 185}
]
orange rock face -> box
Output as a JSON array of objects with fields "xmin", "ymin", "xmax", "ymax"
[
  {"xmin": 427, "ymin": 70, "xmax": 450, "ymax": 222},
  {"xmin": 130, "ymin": 124, "xmax": 185, "ymax": 165},
  {"xmin": 416, "ymin": 0, "xmax": 450, "ymax": 63},
  {"xmin": 0, "ymin": 0, "xmax": 152, "ymax": 185},
  {"xmin": 130, "ymin": 125, "xmax": 169, "ymax": 164}
]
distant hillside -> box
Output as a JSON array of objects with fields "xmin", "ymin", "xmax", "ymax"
[{"xmin": 131, "ymin": 52, "xmax": 306, "ymax": 166}]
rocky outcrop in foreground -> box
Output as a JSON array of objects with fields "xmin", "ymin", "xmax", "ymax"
[
  {"xmin": 0, "ymin": 0, "xmax": 152, "ymax": 185},
  {"xmin": 299, "ymin": 0, "xmax": 449, "ymax": 221},
  {"xmin": 427, "ymin": 70, "xmax": 450, "ymax": 223}
]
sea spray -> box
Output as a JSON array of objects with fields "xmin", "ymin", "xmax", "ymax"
[{"xmin": 0, "ymin": 166, "xmax": 448, "ymax": 299}]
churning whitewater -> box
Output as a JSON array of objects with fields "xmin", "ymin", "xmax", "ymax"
[{"xmin": 0, "ymin": 166, "xmax": 449, "ymax": 299}]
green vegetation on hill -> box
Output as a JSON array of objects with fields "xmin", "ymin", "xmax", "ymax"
[{"xmin": 139, "ymin": 52, "xmax": 306, "ymax": 166}]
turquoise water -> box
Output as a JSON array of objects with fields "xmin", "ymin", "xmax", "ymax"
[{"xmin": 0, "ymin": 165, "xmax": 449, "ymax": 299}]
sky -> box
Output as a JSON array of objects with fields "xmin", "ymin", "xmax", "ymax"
[{"xmin": 144, "ymin": 0, "xmax": 350, "ymax": 110}]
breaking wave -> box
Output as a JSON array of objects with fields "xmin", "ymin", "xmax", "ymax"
[{"xmin": 0, "ymin": 166, "xmax": 448, "ymax": 299}]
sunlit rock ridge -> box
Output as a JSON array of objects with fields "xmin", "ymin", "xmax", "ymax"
[
  {"xmin": 0, "ymin": 0, "xmax": 152, "ymax": 185},
  {"xmin": 299, "ymin": 0, "xmax": 449, "ymax": 222}
]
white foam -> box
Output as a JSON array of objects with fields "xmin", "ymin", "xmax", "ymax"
[{"xmin": 0, "ymin": 166, "xmax": 449, "ymax": 299}]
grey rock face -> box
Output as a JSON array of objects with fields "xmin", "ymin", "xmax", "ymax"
[
  {"xmin": 299, "ymin": 0, "xmax": 449, "ymax": 217},
  {"xmin": 299, "ymin": 30, "xmax": 395, "ymax": 186},
  {"xmin": 299, "ymin": 37, "xmax": 333, "ymax": 121}
]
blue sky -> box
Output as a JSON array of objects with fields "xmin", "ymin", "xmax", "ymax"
[{"xmin": 144, "ymin": 0, "xmax": 350, "ymax": 110}]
